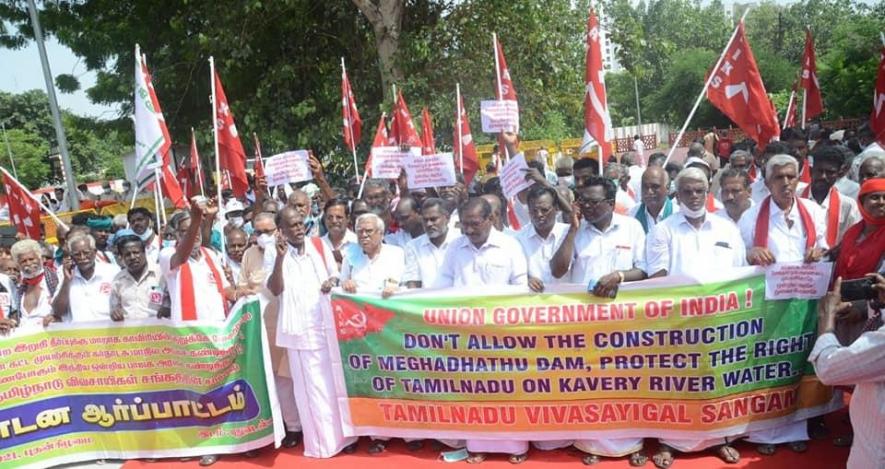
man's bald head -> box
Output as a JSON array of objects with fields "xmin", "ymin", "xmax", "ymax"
[
  {"xmin": 287, "ymin": 190, "xmax": 310, "ymax": 217},
  {"xmin": 640, "ymin": 166, "xmax": 670, "ymax": 212}
]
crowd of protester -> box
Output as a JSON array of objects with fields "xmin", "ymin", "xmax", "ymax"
[{"xmin": 0, "ymin": 124, "xmax": 882, "ymax": 469}]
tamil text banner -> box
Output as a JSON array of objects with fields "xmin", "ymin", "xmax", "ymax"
[
  {"xmin": 263, "ymin": 150, "xmax": 312, "ymax": 186},
  {"xmin": 403, "ymin": 153, "xmax": 457, "ymax": 189},
  {"xmin": 0, "ymin": 298, "xmax": 282, "ymax": 469},
  {"xmin": 327, "ymin": 268, "xmax": 839, "ymax": 441}
]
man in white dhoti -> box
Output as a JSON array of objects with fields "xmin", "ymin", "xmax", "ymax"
[
  {"xmin": 267, "ymin": 207, "xmax": 357, "ymax": 458},
  {"xmin": 434, "ymin": 198, "xmax": 529, "ymax": 464}
]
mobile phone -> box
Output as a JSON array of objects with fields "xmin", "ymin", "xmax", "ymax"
[{"xmin": 840, "ymin": 278, "xmax": 875, "ymax": 302}]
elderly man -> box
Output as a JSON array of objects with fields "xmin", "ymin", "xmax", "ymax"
[
  {"xmin": 737, "ymin": 154, "xmax": 828, "ymax": 455},
  {"xmin": 712, "ymin": 149, "xmax": 753, "ymax": 197},
  {"xmin": 749, "ymin": 142, "xmax": 810, "ymax": 205},
  {"xmin": 434, "ymin": 197, "xmax": 528, "ymax": 464},
  {"xmin": 554, "ymin": 154, "xmax": 574, "ymax": 187},
  {"xmin": 384, "ymin": 196, "xmax": 424, "ymax": 248},
  {"xmin": 287, "ymin": 189, "xmax": 320, "ymax": 236},
  {"xmin": 684, "ymin": 156, "xmax": 724, "ymax": 212},
  {"xmin": 800, "ymin": 146, "xmax": 861, "ymax": 245},
  {"xmin": 857, "ymin": 153, "xmax": 885, "ymax": 185},
  {"xmin": 51, "ymin": 233, "xmax": 120, "ymax": 323},
  {"xmin": 10, "ymin": 239, "xmax": 56, "ymax": 329},
  {"xmin": 403, "ymin": 198, "xmax": 457, "ymax": 289},
  {"xmin": 267, "ymin": 207, "xmax": 355, "ymax": 458},
  {"xmin": 128, "ymin": 207, "xmax": 161, "ymax": 260},
  {"xmin": 716, "ymin": 168, "xmax": 754, "ymax": 223},
  {"xmin": 319, "ymin": 198, "xmax": 357, "ymax": 270},
  {"xmin": 629, "ymin": 166, "xmax": 677, "ymax": 234},
  {"xmin": 479, "ymin": 193, "xmax": 517, "ymax": 236},
  {"xmin": 647, "ymin": 167, "xmax": 747, "ymax": 467},
  {"xmin": 517, "ymin": 185, "xmax": 571, "ymax": 294},
  {"xmin": 110, "ymin": 235, "xmax": 166, "ymax": 320},
  {"xmin": 341, "ymin": 213, "xmax": 404, "ymax": 297},
  {"xmin": 604, "ymin": 163, "xmax": 637, "ymax": 213},
  {"xmin": 224, "ymin": 228, "xmax": 249, "ymax": 284}
]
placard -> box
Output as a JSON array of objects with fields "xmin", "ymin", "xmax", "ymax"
[
  {"xmin": 480, "ymin": 100, "xmax": 520, "ymax": 133},
  {"xmin": 371, "ymin": 147, "xmax": 420, "ymax": 179},
  {"xmin": 499, "ymin": 153, "xmax": 533, "ymax": 199},
  {"xmin": 264, "ymin": 150, "xmax": 312, "ymax": 186},
  {"xmin": 764, "ymin": 261, "xmax": 833, "ymax": 300},
  {"xmin": 403, "ymin": 153, "xmax": 457, "ymax": 189}
]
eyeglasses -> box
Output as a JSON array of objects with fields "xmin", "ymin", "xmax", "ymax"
[{"xmin": 577, "ymin": 197, "xmax": 612, "ymax": 207}]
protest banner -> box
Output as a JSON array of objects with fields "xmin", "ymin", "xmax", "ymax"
[
  {"xmin": 480, "ymin": 100, "xmax": 519, "ymax": 133},
  {"xmin": 499, "ymin": 153, "xmax": 533, "ymax": 199},
  {"xmin": 327, "ymin": 268, "xmax": 839, "ymax": 441},
  {"xmin": 0, "ymin": 298, "xmax": 282, "ymax": 469},
  {"xmin": 765, "ymin": 262, "xmax": 833, "ymax": 300},
  {"xmin": 403, "ymin": 153, "xmax": 456, "ymax": 189},
  {"xmin": 370, "ymin": 147, "xmax": 421, "ymax": 179},
  {"xmin": 263, "ymin": 150, "xmax": 312, "ymax": 186}
]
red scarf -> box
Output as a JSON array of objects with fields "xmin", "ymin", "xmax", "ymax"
[
  {"xmin": 748, "ymin": 164, "xmax": 757, "ymax": 182},
  {"xmin": 857, "ymin": 178, "xmax": 885, "ymax": 226},
  {"xmin": 179, "ymin": 247, "xmax": 227, "ymax": 321},
  {"xmin": 705, "ymin": 193, "xmax": 717, "ymax": 212},
  {"xmin": 799, "ymin": 159, "xmax": 812, "ymax": 184},
  {"xmin": 753, "ymin": 196, "xmax": 816, "ymax": 251},
  {"xmin": 833, "ymin": 222, "xmax": 885, "ymax": 280},
  {"xmin": 801, "ymin": 185, "xmax": 841, "ymax": 246},
  {"xmin": 21, "ymin": 272, "xmax": 45, "ymax": 287}
]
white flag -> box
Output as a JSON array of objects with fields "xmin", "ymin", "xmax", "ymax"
[{"xmin": 133, "ymin": 44, "xmax": 164, "ymax": 191}]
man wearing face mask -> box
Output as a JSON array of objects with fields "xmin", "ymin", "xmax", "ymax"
[
  {"xmin": 10, "ymin": 239, "xmax": 57, "ymax": 329},
  {"xmin": 127, "ymin": 207, "xmax": 161, "ymax": 260},
  {"xmin": 224, "ymin": 200, "xmax": 247, "ymax": 230},
  {"xmin": 51, "ymin": 233, "xmax": 120, "ymax": 323},
  {"xmin": 646, "ymin": 168, "xmax": 746, "ymax": 467}
]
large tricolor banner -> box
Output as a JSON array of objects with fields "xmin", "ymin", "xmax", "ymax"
[
  {"xmin": 328, "ymin": 268, "xmax": 838, "ymax": 441},
  {"xmin": 0, "ymin": 298, "xmax": 281, "ymax": 469}
]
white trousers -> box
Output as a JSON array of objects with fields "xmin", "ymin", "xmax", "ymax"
[
  {"xmin": 747, "ymin": 420, "xmax": 808, "ymax": 445},
  {"xmin": 574, "ymin": 438, "xmax": 643, "ymax": 457},
  {"xmin": 274, "ymin": 376, "xmax": 301, "ymax": 431},
  {"xmin": 287, "ymin": 347, "xmax": 357, "ymax": 458},
  {"xmin": 466, "ymin": 439, "xmax": 529, "ymax": 455}
]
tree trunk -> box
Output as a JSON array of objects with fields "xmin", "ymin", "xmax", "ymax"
[{"xmin": 352, "ymin": 0, "xmax": 404, "ymax": 102}]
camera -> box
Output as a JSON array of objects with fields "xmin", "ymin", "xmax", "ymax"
[{"xmin": 840, "ymin": 277, "xmax": 876, "ymax": 302}]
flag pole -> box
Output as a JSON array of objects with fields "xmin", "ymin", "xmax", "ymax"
[
  {"xmin": 0, "ymin": 123, "xmax": 18, "ymax": 179},
  {"xmin": 664, "ymin": 8, "xmax": 750, "ymax": 166},
  {"xmin": 209, "ymin": 56, "xmax": 226, "ymax": 258},
  {"xmin": 192, "ymin": 127, "xmax": 206, "ymax": 197},
  {"xmin": 342, "ymin": 58, "xmax": 361, "ymax": 182},
  {"xmin": 492, "ymin": 32, "xmax": 510, "ymax": 162},
  {"xmin": 456, "ymin": 83, "xmax": 464, "ymax": 175},
  {"xmin": 0, "ymin": 167, "xmax": 69, "ymax": 231},
  {"xmin": 153, "ymin": 168, "xmax": 165, "ymax": 230}
]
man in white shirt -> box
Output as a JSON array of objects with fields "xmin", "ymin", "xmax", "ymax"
[
  {"xmin": 632, "ymin": 135, "xmax": 646, "ymax": 167},
  {"xmin": 550, "ymin": 176, "xmax": 648, "ymax": 466},
  {"xmin": 737, "ymin": 154, "xmax": 828, "ymax": 455},
  {"xmin": 801, "ymin": 146, "xmax": 861, "ymax": 245},
  {"xmin": 51, "ymin": 233, "xmax": 120, "ymax": 323},
  {"xmin": 341, "ymin": 213, "xmax": 404, "ymax": 298},
  {"xmin": 684, "ymin": 156, "xmax": 724, "ymax": 212},
  {"xmin": 403, "ymin": 198, "xmax": 457, "ymax": 289},
  {"xmin": 479, "ymin": 194, "xmax": 518, "ymax": 236},
  {"xmin": 603, "ymin": 163, "xmax": 637, "ymax": 214},
  {"xmin": 628, "ymin": 166, "xmax": 678, "ymax": 234},
  {"xmin": 716, "ymin": 168, "xmax": 755, "ymax": 223},
  {"xmin": 159, "ymin": 200, "xmax": 235, "ymax": 326},
  {"xmin": 384, "ymin": 196, "xmax": 424, "ymax": 248},
  {"xmin": 110, "ymin": 234, "xmax": 166, "ymax": 320},
  {"xmin": 128, "ymin": 207, "xmax": 161, "ymax": 261},
  {"xmin": 10, "ymin": 239, "xmax": 56, "ymax": 329},
  {"xmin": 224, "ymin": 228, "xmax": 249, "ymax": 284},
  {"xmin": 267, "ymin": 207, "xmax": 356, "ymax": 458},
  {"xmin": 434, "ymin": 197, "xmax": 529, "ymax": 464},
  {"xmin": 517, "ymin": 185, "xmax": 572, "ymax": 294},
  {"xmin": 646, "ymin": 168, "xmax": 746, "ymax": 467},
  {"xmin": 857, "ymin": 153, "xmax": 885, "ymax": 185},
  {"xmin": 750, "ymin": 142, "xmax": 810, "ymax": 205},
  {"xmin": 320, "ymin": 198, "xmax": 357, "ymax": 270}
]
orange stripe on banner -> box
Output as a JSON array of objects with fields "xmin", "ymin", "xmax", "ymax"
[{"xmin": 347, "ymin": 382, "xmax": 833, "ymax": 432}]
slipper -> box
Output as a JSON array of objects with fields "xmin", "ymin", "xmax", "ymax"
[
  {"xmin": 717, "ymin": 445, "xmax": 740, "ymax": 464},
  {"xmin": 581, "ymin": 454, "xmax": 600, "ymax": 465},
  {"xmin": 756, "ymin": 444, "xmax": 776, "ymax": 455},
  {"xmin": 367, "ymin": 441, "xmax": 387, "ymax": 454},
  {"xmin": 466, "ymin": 452, "xmax": 487, "ymax": 464},
  {"xmin": 652, "ymin": 446, "xmax": 674, "ymax": 469},
  {"xmin": 508, "ymin": 453, "xmax": 528, "ymax": 465},
  {"xmin": 630, "ymin": 451, "xmax": 649, "ymax": 467}
]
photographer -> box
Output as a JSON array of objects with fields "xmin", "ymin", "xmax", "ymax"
[{"xmin": 809, "ymin": 271, "xmax": 885, "ymax": 469}]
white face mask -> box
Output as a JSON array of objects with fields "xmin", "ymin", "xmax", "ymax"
[
  {"xmin": 256, "ymin": 233, "xmax": 275, "ymax": 249},
  {"xmin": 228, "ymin": 217, "xmax": 245, "ymax": 228},
  {"xmin": 679, "ymin": 201, "xmax": 706, "ymax": 219}
]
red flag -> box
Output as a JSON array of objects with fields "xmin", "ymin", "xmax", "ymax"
[
  {"xmin": 706, "ymin": 22, "xmax": 779, "ymax": 145},
  {"xmin": 420, "ymin": 107, "xmax": 436, "ymax": 155},
  {"xmin": 1, "ymin": 169, "xmax": 41, "ymax": 239},
  {"xmin": 390, "ymin": 91, "xmax": 421, "ymax": 147},
  {"xmin": 454, "ymin": 89, "xmax": 479, "ymax": 185},
  {"xmin": 583, "ymin": 10, "xmax": 614, "ymax": 162},
  {"xmin": 364, "ymin": 113, "xmax": 389, "ymax": 177},
  {"xmin": 800, "ymin": 28, "xmax": 823, "ymax": 123},
  {"xmin": 176, "ymin": 166, "xmax": 191, "ymax": 199},
  {"xmin": 871, "ymin": 45, "xmax": 885, "ymax": 146},
  {"xmin": 188, "ymin": 129, "xmax": 204, "ymax": 197},
  {"xmin": 252, "ymin": 133, "xmax": 265, "ymax": 180},
  {"xmin": 213, "ymin": 70, "xmax": 249, "ymax": 197},
  {"xmin": 141, "ymin": 57, "xmax": 186, "ymax": 209},
  {"xmin": 341, "ymin": 64, "xmax": 362, "ymax": 152},
  {"xmin": 494, "ymin": 34, "xmax": 518, "ymax": 159},
  {"xmin": 783, "ymin": 83, "xmax": 798, "ymax": 129}
]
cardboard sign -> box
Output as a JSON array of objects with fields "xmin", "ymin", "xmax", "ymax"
[
  {"xmin": 403, "ymin": 153, "xmax": 457, "ymax": 189},
  {"xmin": 371, "ymin": 147, "xmax": 420, "ymax": 179},
  {"xmin": 499, "ymin": 153, "xmax": 533, "ymax": 199},
  {"xmin": 765, "ymin": 261, "xmax": 833, "ymax": 300},
  {"xmin": 264, "ymin": 150, "xmax": 312, "ymax": 186},
  {"xmin": 480, "ymin": 100, "xmax": 519, "ymax": 133}
]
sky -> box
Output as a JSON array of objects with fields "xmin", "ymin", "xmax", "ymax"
[{"xmin": 0, "ymin": 36, "xmax": 120, "ymax": 120}]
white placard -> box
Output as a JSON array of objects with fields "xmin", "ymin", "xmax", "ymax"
[
  {"xmin": 371, "ymin": 146, "xmax": 420, "ymax": 179},
  {"xmin": 403, "ymin": 153, "xmax": 457, "ymax": 189},
  {"xmin": 480, "ymin": 100, "xmax": 519, "ymax": 133},
  {"xmin": 264, "ymin": 150, "xmax": 312, "ymax": 186},
  {"xmin": 499, "ymin": 153, "xmax": 533, "ymax": 200},
  {"xmin": 765, "ymin": 261, "xmax": 833, "ymax": 300}
]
